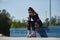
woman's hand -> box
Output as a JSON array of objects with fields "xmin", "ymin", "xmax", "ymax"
[{"xmin": 28, "ymin": 17, "xmax": 31, "ymax": 21}]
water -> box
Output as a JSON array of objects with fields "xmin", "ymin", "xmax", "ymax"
[{"xmin": 10, "ymin": 26, "xmax": 60, "ymax": 37}]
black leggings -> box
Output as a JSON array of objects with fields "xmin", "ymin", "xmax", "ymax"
[
  {"xmin": 27, "ymin": 21, "xmax": 48, "ymax": 37},
  {"xmin": 27, "ymin": 21, "xmax": 35, "ymax": 31},
  {"xmin": 27, "ymin": 20, "xmax": 42, "ymax": 31}
]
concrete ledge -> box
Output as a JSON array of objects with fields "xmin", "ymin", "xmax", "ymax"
[{"xmin": 0, "ymin": 37, "xmax": 60, "ymax": 40}]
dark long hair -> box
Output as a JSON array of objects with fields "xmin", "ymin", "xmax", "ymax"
[{"xmin": 28, "ymin": 7, "xmax": 37, "ymax": 14}]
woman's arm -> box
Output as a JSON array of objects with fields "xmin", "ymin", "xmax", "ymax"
[{"xmin": 27, "ymin": 15, "xmax": 31, "ymax": 27}]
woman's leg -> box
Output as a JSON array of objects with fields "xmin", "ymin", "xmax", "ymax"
[
  {"xmin": 31, "ymin": 21, "xmax": 35, "ymax": 31},
  {"xmin": 36, "ymin": 27, "xmax": 47, "ymax": 37},
  {"xmin": 35, "ymin": 21, "xmax": 47, "ymax": 37},
  {"xmin": 27, "ymin": 21, "xmax": 31, "ymax": 37},
  {"xmin": 31, "ymin": 21, "xmax": 36, "ymax": 37}
]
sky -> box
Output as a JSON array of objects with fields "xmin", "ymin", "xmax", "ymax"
[{"xmin": 0, "ymin": 0, "xmax": 60, "ymax": 22}]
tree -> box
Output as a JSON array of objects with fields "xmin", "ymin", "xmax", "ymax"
[
  {"xmin": 43, "ymin": 16, "xmax": 57, "ymax": 27},
  {"xmin": 45, "ymin": 18, "xmax": 49, "ymax": 27},
  {"xmin": 11, "ymin": 20, "xmax": 21, "ymax": 28},
  {"xmin": 21, "ymin": 19, "xmax": 26, "ymax": 27},
  {"xmin": 11, "ymin": 19, "xmax": 27, "ymax": 28},
  {"xmin": 0, "ymin": 9, "xmax": 11, "ymax": 36},
  {"xmin": 43, "ymin": 18, "xmax": 49, "ymax": 27},
  {"xmin": 50, "ymin": 16, "xmax": 56, "ymax": 26}
]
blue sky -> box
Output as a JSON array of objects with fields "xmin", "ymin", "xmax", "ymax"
[{"xmin": 0, "ymin": 0, "xmax": 60, "ymax": 22}]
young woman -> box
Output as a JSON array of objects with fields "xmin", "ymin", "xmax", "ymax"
[{"xmin": 27, "ymin": 7, "xmax": 42, "ymax": 37}]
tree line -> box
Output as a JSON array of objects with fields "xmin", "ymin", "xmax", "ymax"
[{"xmin": 0, "ymin": 9, "xmax": 60, "ymax": 28}]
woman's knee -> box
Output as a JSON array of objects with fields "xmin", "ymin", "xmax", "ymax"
[{"xmin": 35, "ymin": 22, "xmax": 40, "ymax": 27}]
